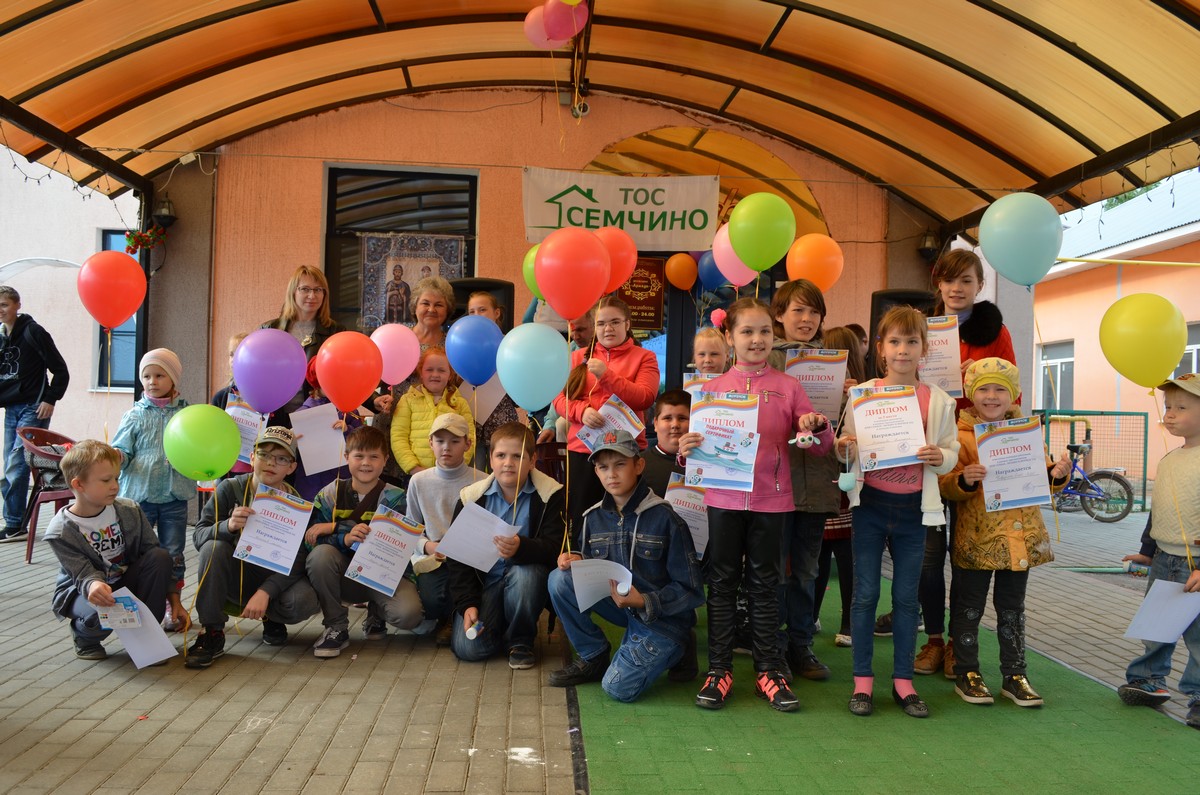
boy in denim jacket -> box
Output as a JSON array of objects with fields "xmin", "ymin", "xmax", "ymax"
[{"xmin": 548, "ymin": 430, "xmax": 705, "ymax": 701}]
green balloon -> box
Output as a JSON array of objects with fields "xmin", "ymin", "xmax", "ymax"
[
  {"xmin": 728, "ymin": 192, "xmax": 796, "ymax": 271},
  {"xmin": 163, "ymin": 404, "xmax": 242, "ymax": 481},
  {"xmin": 522, "ymin": 243, "xmax": 544, "ymax": 300}
]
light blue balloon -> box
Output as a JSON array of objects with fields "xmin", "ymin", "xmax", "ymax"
[
  {"xmin": 979, "ymin": 193, "xmax": 1063, "ymax": 287},
  {"xmin": 496, "ymin": 323, "xmax": 570, "ymax": 411}
]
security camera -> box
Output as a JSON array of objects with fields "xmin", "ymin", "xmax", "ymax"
[{"xmin": 571, "ymin": 101, "xmax": 590, "ymax": 118}]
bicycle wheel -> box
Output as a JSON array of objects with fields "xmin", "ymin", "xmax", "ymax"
[
  {"xmin": 1080, "ymin": 472, "xmax": 1134, "ymax": 523},
  {"xmin": 1054, "ymin": 479, "xmax": 1084, "ymax": 513}
]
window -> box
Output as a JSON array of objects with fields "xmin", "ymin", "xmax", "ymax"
[
  {"xmin": 324, "ymin": 167, "xmax": 478, "ymax": 331},
  {"xmin": 97, "ymin": 230, "xmax": 137, "ymax": 388},
  {"xmin": 1037, "ymin": 340, "xmax": 1074, "ymax": 410},
  {"xmin": 1172, "ymin": 323, "xmax": 1200, "ymax": 377}
]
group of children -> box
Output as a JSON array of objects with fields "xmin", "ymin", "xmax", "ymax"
[{"xmin": 41, "ymin": 257, "xmax": 1200, "ymax": 727}]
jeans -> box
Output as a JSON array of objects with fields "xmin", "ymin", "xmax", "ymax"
[
  {"xmin": 851, "ymin": 486, "xmax": 925, "ymax": 679},
  {"xmin": 193, "ymin": 539, "xmax": 319, "ymax": 629},
  {"xmin": 450, "ymin": 563, "xmax": 549, "ymax": 662},
  {"xmin": 416, "ymin": 565, "xmax": 452, "ymax": 623},
  {"xmin": 780, "ymin": 511, "xmax": 831, "ymax": 650},
  {"xmin": 68, "ymin": 547, "xmax": 172, "ymax": 644},
  {"xmin": 306, "ymin": 544, "xmax": 423, "ymax": 631},
  {"xmin": 950, "ymin": 567, "xmax": 1028, "ymax": 675},
  {"xmin": 140, "ymin": 500, "xmax": 188, "ymax": 588},
  {"xmin": 548, "ymin": 566, "xmax": 682, "ymax": 702},
  {"xmin": 2, "ymin": 403, "xmax": 48, "ymax": 528},
  {"xmin": 1125, "ymin": 550, "xmax": 1200, "ymax": 702}
]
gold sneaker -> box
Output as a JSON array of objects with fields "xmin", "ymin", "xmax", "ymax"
[
  {"xmin": 1001, "ymin": 674, "xmax": 1044, "ymax": 707},
  {"xmin": 955, "ymin": 671, "xmax": 994, "ymax": 705}
]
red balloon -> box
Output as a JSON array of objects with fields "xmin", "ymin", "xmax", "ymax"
[
  {"xmin": 77, "ymin": 250, "xmax": 146, "ymax": 328},
  {"xmin": 314, "ymin": 332, "xmax": 384, "ymax": 414},
  {"xmin": 534, "ymin": 228, "xmax": 611, "ymax": 320},
  {"xmin": 786, "ymin": 234, "xmax": 844, "ymax": 292},
  {"xmin": 594, "ymin": 226, "xmax": 638, "ymax": 293}
]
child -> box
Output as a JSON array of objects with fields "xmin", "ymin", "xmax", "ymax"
[
  {"xmin": 405, "ymin": 412, "xmax": 484, "ymax": 646},
  {"xmin": 305, "ymin": 425, "xmax": 422, "ymax": 658},
  {"xmin": 293, "ymin": 358, "xmax": 361, "ymax": 500},
  {"xmin": 111, "ymin": 348, "xmax": 192, "ymax": 631},
  {"xmin": 836, "ymin": 305, "xmax": 959, "ymax": 718},
  {"xmin": 939, "ymin": 358, "xmax": 1069, "ymax": 706},
  {"xmin": 446, "ymin": 422, "xmax": 565, "ymax": 669},
  {"xmin": 210, "ymin": 331, "xmax": 253, "ymax": 477},
  {"xmin": 45, "ymin": 441, "xmax": 173, "ymax": 660},
  {"xmin": 552, "ymin": 296, "xmax": 659, "ymax": 537},
  {"xmin": 186, "ymin": 426, "xmax": 319, "ymax": 668},
  {"xmin": 465, "ymin": 291, "xmax": 520, "ymax": 468},
  {"xmin": 1117, "ymin": 373, "xmax": 1200, "ymax": 729},
  {"xmin": 677, "ymin": 297, "xmax": 833, "ymax": 712},
  {"xmin": 691, "ymin": 327, "xmax": 729, "ymax": 374},
  {"xmin": 548, "ymin": 429, "xmax": 704, "ymax": 700},
  {"xmin": 391, "ymin": 346, "xmax": 476, "ymax": 476},
  {"xmin": 641, "ymin": 390, "xmax": 690, "ymax": 497}
]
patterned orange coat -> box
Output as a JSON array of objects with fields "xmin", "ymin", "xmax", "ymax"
[{"xmin": 939, "ymin": 408, "xmax": 1061, "ymax": 571}]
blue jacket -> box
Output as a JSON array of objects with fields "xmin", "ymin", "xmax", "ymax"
[
  {"xmin": 112, "ymin": 395, "xmax": 195, "ymax": 504},
  {"xmin": 578, "ymin": 479, "xmax": 703, "ymax": 645}
]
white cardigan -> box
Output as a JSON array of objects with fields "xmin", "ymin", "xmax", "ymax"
[{"xmin": 842, "ymin": 379, "xmax": 960, "ymax": 526}]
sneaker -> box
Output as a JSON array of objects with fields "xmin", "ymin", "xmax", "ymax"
[
  {"xmin": 361, "ymin": 616, "xmax": 387, "ymax": 641},
  {"xmin": 873, "ymin": 612, "xmax": 893, "ymax": 636},
  {"xmin": 667, "ymin": 629, "xmax": 699, "ymax": 683},
  {"xmin": 696, "ymin": 669, "xmax": 734, "ymax": 710},
  {"xmin": 756, "ymin": 670, "xmax": 800, "ymax": 712},
  {"xmin": 434, "ymin": 620, "xmax": 453, "ymax": 647},
  {"xmin": 834, "ymin": 633, "xmax": 853, "ymax": 648},
  {"xmin": 313, "ymin": 627, "xmax": 350, "ymax": 658},
  {"xmin": 74, "ymin": 641, "xmax": 107, "ymax": 660},
  {"xmin": 508, "ymin": 644, "xmax": 536, "ymax": 670},
  {"xmin": 1001, "ymin": 674, "xmax": 1043, "ymax": 707},
  {"xmin": 0, "ymin": 525, "xmax": 27, "ymax": 543},
  {"xmin": 787, "ymin": 646, "xmax": 830, "ymax": 681},
  {"xmin": 942, "ymin": 640, "xmax": 956, "ymax": 680},
  {"xmin": 955, "ymin": 671, "xmax": 995, "ymax": 705},
  {"xmin": 548, "ymin": 649, "xmax": 610, "ymax": 687},
  {"xmin": 1117, "ymin": 679, "xmax": 1171, "ymax": 707},
  {"xmin": 262, "ymin": 620, "xmax": 288, "ymax": 646},
  {"xmin": 913, "ymin": 642, "xmax": 945, "ymax": 676},
  {"xmin": 185, "ymin": 630, "xmax": 226, "ymax": 669},
  {"xmin": 1187, "ymin": 703, "xmax": 1200, "ymax": 729},
  {"xmin": 813, "ymin": 619, "xmax": 822, "ymax": 634}
]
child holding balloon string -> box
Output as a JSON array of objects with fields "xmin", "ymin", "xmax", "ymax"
[
  {"xmin": 391, "ymin": 346, "xmax": 476, "ymax": 477},
  {"xmin": 465, "ymin": 292, "xmax": 520, "ymax": 470}
]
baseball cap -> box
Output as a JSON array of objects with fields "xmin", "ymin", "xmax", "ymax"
[
  {"xmin": 588, "ymin": 429, "xmax": 639, "ymax": 462},
  {"xmin": 1158, "ymin": 372, "xmax": 1200, "ymax": 399},
  {"xmin": 255, "ymin": 426, "xmax": 298, "ymax": 457},
  {"xmin": 429, "ymin": 413, "xmax": 471, "ymax": 438}
]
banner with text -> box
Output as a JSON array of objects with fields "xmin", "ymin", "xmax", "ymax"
[{"xmin": 522, "ymin": 166, "xmax": 718, "ymax": 250}]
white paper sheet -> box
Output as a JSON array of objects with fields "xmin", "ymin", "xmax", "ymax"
[
  {"xmin": 290, "ymin": 402, "xmax": 345, "ymax": 475},
  {"xmin": 685, "ymin": 391, "xmax": 760, "ymax": 491},
  {"xmin": 225, "ymin": 391, "xmax": 267, "ymax": 466},
  {"xmin": 576, "ymin": 393, "xmax": 646, "ymax": 452},
  {"xmin": 784, "ymin": 349, "xmax": 849, "ymax": 425},
  {"xmin": 345, "ymin": 506, "xmax": 424, "ymax": 597},
  {"xmin": 975, "ymin": 417, "xmax": 1051, "ymax": 512},
  {"xmin": 1124, "ymin": 579, "xmax": 1200, "ymax": 643},
  {"xmin": 848, "ymin": 385, "xmax": 926, "ymax": 471},
  {"xmin": 569, "ymin": 558, "xmax": 634, "ymax": 612},
  {"xmin": 234, "ymin": 485, "xmax": 313, "ymax": 575},
  {"xmin": 458, "ymin": 373, "xmax": 508, "ymax": 424},
  {"xmin": 108, "ymin": 587, "xmax": 177, "ymax": 669},
  {"xmin": 666, "ymin": 472, "xmax": 709, "ymax": 559},
  {"xmin": 436, "ymin": 502, "xmax": 520, "ymax": 573},
  {"xmin": 921, "ymin": 316, "xmax": 963, "ymax": 398}
]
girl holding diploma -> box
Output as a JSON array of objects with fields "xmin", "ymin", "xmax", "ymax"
[
  {"xmin": 836, "ymin": 306, "xmax": 959, "ymax": 718},
  {"xmin": 677, "ymin": 298, "xmax": 833, "ymax": 713}
]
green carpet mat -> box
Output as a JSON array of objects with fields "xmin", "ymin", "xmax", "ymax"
[{"xmin": 574, "ymin": 574, "xmax": 1197, "ymax": 793}]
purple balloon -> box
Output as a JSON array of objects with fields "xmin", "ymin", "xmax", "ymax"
[{"xmin": 232, "ymin": 329, "xmax": 307, "ymax": 415}]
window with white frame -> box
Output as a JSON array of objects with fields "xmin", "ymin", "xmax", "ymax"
[
  {"xmin": 1172, "ymin": 323, "xmax": 1200, "ymax": 378},
  {"xmin": 96, "ymin": 230, "xmax": 137, "ymax": 388},
  {"xmin": 1037, "ymin": 340, "xmax": 1074, "ymax": 410}
]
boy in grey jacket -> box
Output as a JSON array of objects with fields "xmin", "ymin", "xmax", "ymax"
[{"xmin": 45, "ymin": 440, "xmax": 172, "ymax": 660}]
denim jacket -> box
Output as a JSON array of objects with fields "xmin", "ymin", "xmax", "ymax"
[
  {"xmin": 112, "ymin": 395, "xmax": 195, "ymax": 504},
  {"xmin": 579, "ymin": 479, "xmax": 704, "ymax": 645}
]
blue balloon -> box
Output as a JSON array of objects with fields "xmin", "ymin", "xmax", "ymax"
[
  {"xmin": 445, "ymin": 315, "xmax": 503, "ymax": 386},
  {"xmin": 979, "ymin": 193, "xmax": 1063, "ymax": 287},
  {"xmin": 697, "ymin": 250, "xmax": 725, "ymax": 291},
  {"xmin": 496, "ymin": 323, "xmax": 570, "ymax": 411}
]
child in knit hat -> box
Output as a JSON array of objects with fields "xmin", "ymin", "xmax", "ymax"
[{"xmin": 111, "ymin": 348, "xmax": 193, "ymax": 631}]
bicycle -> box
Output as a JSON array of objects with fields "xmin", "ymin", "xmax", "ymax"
[{"xmin": 1053, "ymin": 443, "xmax": 1134, "ymax": 522}]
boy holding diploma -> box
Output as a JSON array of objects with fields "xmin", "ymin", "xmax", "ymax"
[
  {"xmin": 305, "ymin": 426, "xmax": 423, "ymax": 658},
  {"xmin": 548, "ymin": 430, "xmax": 704, "ymax": 700},
  {"xmin": 939, "ymin": 359, "xmax": 1069, "ymax": 706},
  {"xmin": 186, "ymin": 427, "xmax": 319, "ymax": 669}
]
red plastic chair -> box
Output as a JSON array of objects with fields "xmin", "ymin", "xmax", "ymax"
[
  {"xmin": 535, "ymin": 441, "xmax": 567, "ymax": 482},
  {"xmin": 16, "ymin": 426, "xmax": 75, "ymax": 564}
]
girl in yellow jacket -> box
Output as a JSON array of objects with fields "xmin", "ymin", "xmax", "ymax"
[
  {"xmin": 939, "ymin": 358, "xmax": 1069, "ymax": 708},
  {"xmin": 391, "ymin": 346, "xmax": 475, "ymax": 474}
]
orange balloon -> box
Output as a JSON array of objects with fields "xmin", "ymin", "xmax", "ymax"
[
  {"xmin": 314, "ymin": 332, "xmax": 384, "ymax": 413},
  {"xmin": 786, "ymin": 234, "xmax": 844, "ymax": 292},
  {"xmin": 665, "ymin": 253, "xmax": 697, "ymax": 290},
  {"xmin": 77, "ymin": 250, "xmax": 146, "ymax": 329}
]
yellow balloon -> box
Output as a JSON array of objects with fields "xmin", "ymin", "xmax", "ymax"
[
  {"xmin": 1099, "ymin": 293, "xmax": 1187, "ymax": 388},
  {"xmin": 561, "ymin": 0, "xmax": 583, "ymax": 5}
]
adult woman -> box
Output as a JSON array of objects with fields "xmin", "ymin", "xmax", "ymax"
[{"xmin": 410, "ymin": 275, "xmax": 455, "ymax": 351}]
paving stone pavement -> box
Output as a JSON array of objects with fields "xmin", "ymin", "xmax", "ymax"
[{"xmin": 0, "ymin": 504, "xmax": 1189, "ymax": 794}]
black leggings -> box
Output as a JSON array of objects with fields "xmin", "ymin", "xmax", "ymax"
[{"xmin": 814, "ymin": 537, "xmax": 852, "ymax": 634}]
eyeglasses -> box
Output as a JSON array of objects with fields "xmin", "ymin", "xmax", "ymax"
[
  {"xmin": 595, "ymin": 319, "xmax": 627, "ymax": 329},
  {"xmin": 296, "ymin": 286, "xmax": 326, "ymax": 296},
  {"xmin": 255, "ymin": 450, "xmax": 295, "ymax": 466}
]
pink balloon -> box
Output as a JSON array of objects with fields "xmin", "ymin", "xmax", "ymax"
[
  {"xmin": 370, "ymin": 324, "xmax": 421, "ymax": 386},
  {"xmin": 712, "ymin": 225, "xmax": 757, "ymax": 288},
  {"xmin": 524, "ymin": 6, "xmax": 569, "ymax": 49},
  {"xmin": 543, "ymin": 0, "xmax": 589, "ymax": 38}
]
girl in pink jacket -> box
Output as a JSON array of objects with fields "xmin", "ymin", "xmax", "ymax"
[{"xmin": 678, "ymin": 297, "xmax": 832, "ymax": 713}]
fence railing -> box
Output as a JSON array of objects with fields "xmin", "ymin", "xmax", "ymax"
[{"xmin": 1033, "ymin": 409, "xmax": 1148, "ymax": 512}]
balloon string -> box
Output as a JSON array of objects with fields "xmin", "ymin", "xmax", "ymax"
[
  {"xmin": 1034, "ymin": 312, "xmax": 1061, "ymax": 411},
  {"xmin": 183, "ymin": 480, "xmax": 218, "ymax": 664},
  {"xmin": 104, "ymin": 328, "xmax": 112, "ymax": 443}
]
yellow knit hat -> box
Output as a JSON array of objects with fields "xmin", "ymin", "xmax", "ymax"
[{"xmin": 963, "ymin": 357, "xmax": 1021, "ymax": 401}]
